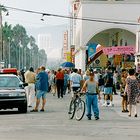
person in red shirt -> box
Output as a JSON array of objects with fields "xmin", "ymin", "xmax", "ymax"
[{"xmin": 56, "ymin": 68, "xmax": 64, "ymax": 98}]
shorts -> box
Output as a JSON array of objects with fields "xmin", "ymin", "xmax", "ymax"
[
  {"xmin": 71, "ymin": 87, "xmax": 80, "ymax": 97},
  {"xmin": 104, "ymin": 87, "xmax": 113, "ymax": 95},
  {"xmin": 36, "ymin": 90, "xmax": 47, "ymax": 99},
  {"xmin": 72, "ymin": 87, "xmax": 80, "ymax": 92}
]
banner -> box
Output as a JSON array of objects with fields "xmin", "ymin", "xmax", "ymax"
[
  {"xmin": 103, "ymin": 46, "xmax": 135, "ymax": 55},
  {"xmin": 88, "ymin": 43, "xmax": 98, "ymax": 60},
  {"xmin": 66, "ymin": 52, "xmax": 71, "ymax": 62}
]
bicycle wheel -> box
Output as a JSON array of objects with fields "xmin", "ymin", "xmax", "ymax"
[
  {"xmin": 75, "ymin": 99, "xmax": 85, "ymax": 121},
  {"xmin": 68, "ymin": 99, "xmax": 76, "ymax": 119}
]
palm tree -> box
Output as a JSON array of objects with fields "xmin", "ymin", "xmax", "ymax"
[
  {"xmin": 2, "ymin": 22, "xmax": 13, "ymax": 67},
  {"xmin": 1, "ymin": 16, "xmax": 47, "ymax": 69},
  {"xmin": 12, "ymin": 24, "xmax": 27, "ymax": 69}
]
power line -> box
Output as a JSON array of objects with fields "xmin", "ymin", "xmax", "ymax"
[{"xmin": 3, "ymin": 5, "xmax": 140, "ymax": 26}]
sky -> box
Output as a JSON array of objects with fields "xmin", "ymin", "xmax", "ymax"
[
  {"xmin": 1, "ymin": 0, "xmax": 70, "ymax": 27},
  {"xmin": 0, "ymin": 0, "xmax": 70, "ymax": 59}
]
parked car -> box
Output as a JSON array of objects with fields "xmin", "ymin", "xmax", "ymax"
[{"xmin": 0, "ymin": 74, "xmax": 27, "ymax": 113}]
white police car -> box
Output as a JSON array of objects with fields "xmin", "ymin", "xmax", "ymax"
[{"xmin": 0, "ymin": 74, "xmax": 27, "ymax": 113}]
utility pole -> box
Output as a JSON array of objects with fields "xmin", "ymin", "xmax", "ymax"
[
  {"xmin": 0, "ymin": 5, "xmax": 7, "ymax": 68},
  {"xmin": 135, "ymin": 17, "xmax": 140, "ymax": 73},
  {"xmin": 0, "ymin": 8, "xmax": 2, "ymax": 61}
]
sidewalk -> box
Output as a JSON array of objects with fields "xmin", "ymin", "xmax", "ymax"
[
  {"xmin": 112, "ymin": 94, "xmax": 140, "ymax": 120},
  {"xmin": 46, "ymin": 92, "xmax": 140, "ymax": 140}
]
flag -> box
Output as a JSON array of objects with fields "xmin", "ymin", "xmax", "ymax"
[{"xmin": 88, "ymin": 43, "xmax": 98, "ymax": 60}]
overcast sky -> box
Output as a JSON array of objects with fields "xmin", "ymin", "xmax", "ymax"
[
  {"xmin": 0, "ymin": 0, "xmax": 71, "ymax": 59},
  {"xmin": 1, "ymin": 0, "xmax": 70, "ymax": 27}
]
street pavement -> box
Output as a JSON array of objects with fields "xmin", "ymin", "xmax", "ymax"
[{"xmin": 0, "ymin": 92, "xmax": 140, "ymax": 140}]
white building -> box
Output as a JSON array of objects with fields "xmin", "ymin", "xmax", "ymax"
[
  {"xmin": 71, "ymin": 0, "xmax": 140, "ymax": 71},
  {"xmin": 38, "ymin": 34, "xmax": 52, "ymax": 53}
]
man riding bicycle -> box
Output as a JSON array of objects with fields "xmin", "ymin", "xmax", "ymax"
[{"xmin": 70, "ymin": 68, "xmax": 82, "ymax": 97}]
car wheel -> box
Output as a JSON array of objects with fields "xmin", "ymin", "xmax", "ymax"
[{"xmin": 18, "ymin": 102, "xmax": 27, "ymax": 113}]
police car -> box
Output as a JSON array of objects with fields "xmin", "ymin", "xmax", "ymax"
[{"xmin": 0, "ymin": 68, "xmax": 27, "ymax": 113}]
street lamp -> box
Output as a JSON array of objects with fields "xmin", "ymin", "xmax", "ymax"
[
  {"xmin": 8, "ymin": 37, "xmax": 11, "ymax": 68},
  {"xmin": 18, "ymin": 42, "xmax": 22, "ymax": 70},
  {"xmin": 0, "ymin": 5, "xmax": 7, "ymax": 68},
  {"xmin": 0, "ymin": 10, "xmax": 3, "ymax": 61}
]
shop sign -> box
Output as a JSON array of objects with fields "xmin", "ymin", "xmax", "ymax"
[{"xmin": 103, "ymin": 46, "xmax": 135, "ymax": 55}]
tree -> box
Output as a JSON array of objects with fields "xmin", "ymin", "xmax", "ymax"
[
  {"xmin": 1, "ymin": 21, "xmax": 47, "ymax": 70},
  {"xmin": 2, "ymin": 22, "xmax": 13, "ymax": 67},
  {"xmin": 12, "ymin": 24, "xmax": 28, "ymax": 69}
]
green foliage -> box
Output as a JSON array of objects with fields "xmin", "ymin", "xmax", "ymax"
[{"xmin": 2, "ymin": 22, "xmax": 47, "ymax": 70}]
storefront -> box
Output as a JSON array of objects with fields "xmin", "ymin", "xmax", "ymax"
[{"xmin": 71, "ymin": 0, "xmax": 140, "ymax": 71}]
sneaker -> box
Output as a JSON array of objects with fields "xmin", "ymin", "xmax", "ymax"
[
  {"xmin": 40, "ymin": 109, "xmax": 45, "ymax": 112},
  {"xmin": 107, "ymin": 103, "xmax": 113, "ymax": 107},
  {"xmin": 87, "ymin": 117, "xmax": 91, "ymax": 120},
  {"xmin": 30, "ymin": 109, "xmax": 38, "ymax": 112},
  {"xmin": 95, "ymin": 117, "xmax": 99, "ymax": 120},
  {"xmin": 125, "ymin": 109, "xmax": 129, "ymax": 112},
  {"xmin": 102, "ymin": 103, "xmax": 107, "ymax": 107}
]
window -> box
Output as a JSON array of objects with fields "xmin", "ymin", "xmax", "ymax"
[{"xmin": 0, "ymin": 76, "xmax": 20, "ymax": 87}]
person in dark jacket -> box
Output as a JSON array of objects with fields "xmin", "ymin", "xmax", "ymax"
[
  {"xmin": 102, "ymin": 68, "xmax": 114, "ymax": 107},
  {"xmin": 31, "ymin": 66, "xmax": 49, "ymax": 112}
]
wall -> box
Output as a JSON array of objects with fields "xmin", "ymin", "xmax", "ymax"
[
  {"xmin": 73, "ymin": 1, "xmax": 140, "ymax": 70},
  {"xmin": 76, "ymin": 2, "xmax": 140, "ymax": 46}
]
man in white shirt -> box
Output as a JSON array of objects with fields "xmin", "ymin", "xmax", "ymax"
[{"xmin": 70, "ymin": 68, "xmax": 82, "ymax": 97}]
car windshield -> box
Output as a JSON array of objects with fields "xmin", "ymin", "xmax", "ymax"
[{"xmin": 0, "ymin": 76, "xmax": 20, "ymax": 87}]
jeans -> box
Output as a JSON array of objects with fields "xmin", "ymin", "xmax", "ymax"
[{"xmin": 86, "ymin": 94, "xmax": 99, "ymax": 118}]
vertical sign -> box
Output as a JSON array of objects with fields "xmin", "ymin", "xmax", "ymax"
[
  {"xmin": 63, "ymin": 31, "xmax": 68, "ymax": 60},
  {"xmin": 70, "ymin": 45, "xmax": 75, "ymax": 63},
  {"xmin": 66, "ymin": 52, "xmax": 71, "ymax": 62}
]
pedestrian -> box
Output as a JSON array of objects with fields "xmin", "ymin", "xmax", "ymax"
[
  {"xmin": 24, "ymin": 67, "xmax": 36, "ymax": 107},
  {"xmin": 50, "ymin": 70, "xmax": 56, "ymax": 96},
  {"xmin": 63, "ymin": 70, "xmax": 70, "ymax": 95},
  {"xmin": 56, "ymin": 68, "xmax": 64, "ymax": 98},
  {"xmin": 112, "ymin": 71, "xmax": 118, "ymax": 95},
  {"xmin": 102, "ymin": 68, "xmax": 114, "ymax": 107},
  {"xmin": 125, "ymin": 69, "xmax": 139, "ymax": 117},
  {"xmin": 98, "ymin": 74, "xmax": 104, "ymax": 93},
  {"xmin": 120, "ymin": 69, "xmax": 129, "ymax": 113},
  {"xmin": 17, "ymin": 70, "xmax": 23, "ymax": 81},
  {"xmin": 70, "ymin": 68, "xmax": 82, "ymax": 97},
  {"xmin": 31, "ymin": 66, "xmax": 49, "ymax": 112},
  {"xmin": 83, "ymin": 69, "xmax": 90, "ymax": 82},
  {"xmin": 81, "ymin": 71, "xmax": 101, "ymax": 120},
  {"xmin": 20, "ymin": 69, "xmax": 25, "ymax": 83},
  {"xmin": 34, "ymin": 67, "xmax": 41, "ymax": 96}
]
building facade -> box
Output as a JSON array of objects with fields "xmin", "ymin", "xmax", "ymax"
[
  {"xmin": 71, "ymin": 0, "xmax": 140, "ymax": 71},
  {"xmin": 38, "ymin": 34, "xmax": 52, "ymax": 54}
]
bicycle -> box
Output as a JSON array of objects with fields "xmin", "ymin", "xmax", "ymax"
[{"xmin": 68, "ymin": 90, "xmax": 85, "ymax": 121}]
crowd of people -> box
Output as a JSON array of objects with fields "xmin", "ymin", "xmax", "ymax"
[{"xmin": 17, "ymin": 65, "xmax": 140, "ymax": 120}]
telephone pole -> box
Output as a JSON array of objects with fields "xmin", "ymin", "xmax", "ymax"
[{"xmin": 0, "ymin": 5, "xmax": 7, "ymax": 68}]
